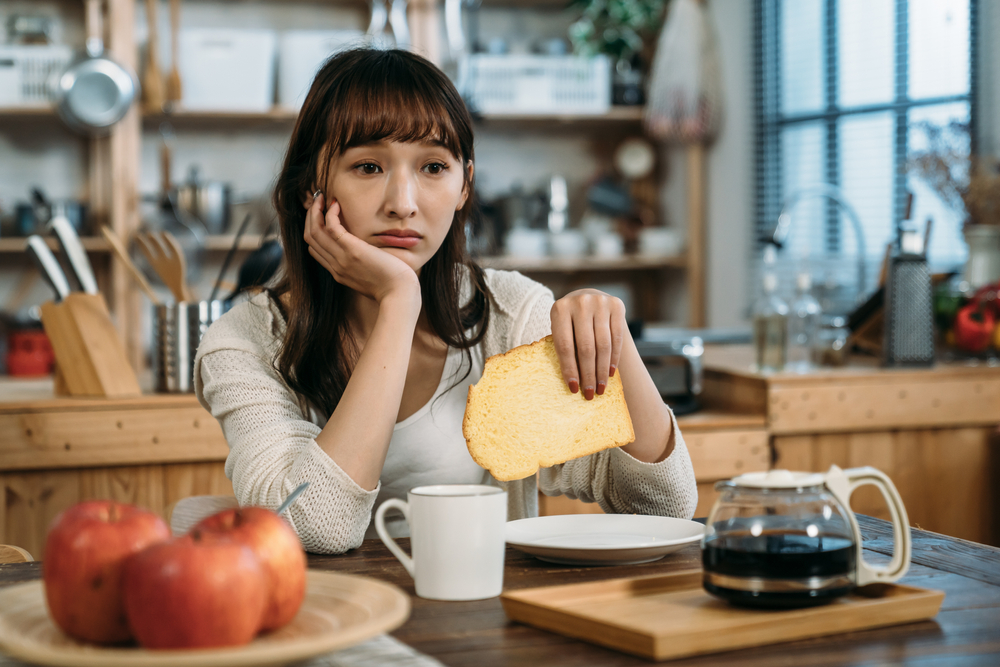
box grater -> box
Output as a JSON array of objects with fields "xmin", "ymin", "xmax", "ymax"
[{"xmin": 883, "ymin": 231, "xmax": 935, "ymax": 367}]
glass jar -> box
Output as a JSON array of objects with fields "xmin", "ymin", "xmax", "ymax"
[{"xmin": 812, "ymin": 316, "xmax": 850, "ymax": 367}]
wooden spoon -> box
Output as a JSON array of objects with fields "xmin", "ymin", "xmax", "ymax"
[
  {"xmin": 166, "ymin": 0, "xmax": 182, "ymax": 105},
  {"xmin": 135, "ymin": 230, "xmax": 194, "ymax": 303},
  {"xmin": 142, "ymin": 0, "xmax": 165, "ymax": 110},
  {"xmin": 101, "ymin": 226, "xmax": 162, "ymax": 306}
]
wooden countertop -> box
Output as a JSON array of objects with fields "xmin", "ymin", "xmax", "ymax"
[
  {"xmin": 703, "ymin": 344, "xmax": 1000, "ymax": 384},
  {"xmin": 702, "ymin": 346, "xmax": 1000, "ymax": 434},
  {"xmin": 0, "ymin": 377, "xmax": 227, "ymax": 472},
  {"xmin": 2, "ymin": 515, "xmax": 997, "ymax": 665},
  {"xmin": 0, "ymin": 377, "xmax": 766, "ymax": 473},
  {"xmin": 0, "ymin": 378, "xmax": 201, "ymax": 414}
]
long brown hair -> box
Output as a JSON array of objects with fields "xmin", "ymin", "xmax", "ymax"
[{"xmin": 270, "ymin": 48, "xmax": 490, "ymax": 417}]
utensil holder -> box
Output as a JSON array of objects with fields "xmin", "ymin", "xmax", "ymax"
[
  {"xmin": 153, "ymin": 300, "xmax": 228, "ymax": 393},
  {"xmin": 39, "ymin": 293, "xmax": 142, "ymax": 397}
]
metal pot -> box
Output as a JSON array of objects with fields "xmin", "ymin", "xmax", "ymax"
[
  {"xmin": 175, "ymin": 166, "xmax": 232, "ymax": 234},
  {"xmin": 55, "ymin": 0, "xmax": 138, "ymax": 135}
]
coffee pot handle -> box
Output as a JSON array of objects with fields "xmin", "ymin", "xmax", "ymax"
[{"xmin": 825, "ymin": 465, "xmax": 912, "ymax": 587}]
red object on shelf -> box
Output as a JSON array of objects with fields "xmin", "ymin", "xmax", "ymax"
[{"xmin": 6, "ymin": 329, "xmax": 54, "ymax": 376}]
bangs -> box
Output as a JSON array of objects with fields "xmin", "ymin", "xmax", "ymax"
[{"xmin": 323, "ymin": 51, "xmax": 465, "ymax": 161}]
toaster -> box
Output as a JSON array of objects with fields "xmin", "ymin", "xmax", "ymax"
[{"xmin": 635, "ymin": 326, "xmax": 751, "ymax": 415}]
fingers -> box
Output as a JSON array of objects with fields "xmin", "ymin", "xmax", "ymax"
[
  {"xmin": 550, "ymin": 302, "xmax": 579, "ymax": 395},
  {"xmin": 323, "ymin": 199, "xmax": 348, "ymax": 242},
  {"xmin": 571, "ymin": 308, "xmax": 597, "ymax": 401},
  {"xmin": 593, "ymin": 311, "xmax": 612, "ymax": 397},
  {"xmin": 609, "ymin": 298, "xmax": 625, "ymax": 378},
  {"xmin": 551, "ymin": 291, "xmax": 626, "ymax": 400}
]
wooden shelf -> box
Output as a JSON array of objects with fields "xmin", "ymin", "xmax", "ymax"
[
  {"xmin": 8, "ymin": 105, "xmax": 645, "ymax": 127},
  {"xmin": 0, "ymin": 107, "xmax": 61, "ymax": 118},
  {"xmin": 0, "ymin": 235, "xmax": 265, "ymax": 254},
  {"xmin": 474, "ymin": 106, "xmax": 645, "ymax": 124},
  {"xmin": 476, "ymin": 254, "xmax": 685, "ymax": 272},
  {"xmin": 142, "ymin": 106, "xmax": 646, "ymax": 127}
]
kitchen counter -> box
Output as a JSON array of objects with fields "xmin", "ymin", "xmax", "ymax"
[
  {"xmin": 701, "ymin": 345, "xmax": 1000, "ymax": 432},
  {"xmin": 700, "ymin": 346, "xmax": 1000, "ymax": 547},
  {"xmin": 0, "ymin": 377, "xmax": 232, "ymax": 560},
  {"xmin": 4, "ymin": 342, "xmax": 996, "ymax": 558}
]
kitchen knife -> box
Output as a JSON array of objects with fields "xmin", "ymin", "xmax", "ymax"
[
  {"xmin": 48, "ymin": 212, "xmax": 99, "ymax": 294},
  {"xmin": 26, "ymin": 235, "xmax": 71, "ymax": 302}
]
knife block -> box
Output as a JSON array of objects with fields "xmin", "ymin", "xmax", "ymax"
[{"xmin": 39, "ymin": 293, "xmax": 142, "ymax": 397}]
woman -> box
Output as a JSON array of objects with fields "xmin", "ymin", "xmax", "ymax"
[{"xmin": 194, "ymin": 48, "xmax": 696, "ymax": 554}]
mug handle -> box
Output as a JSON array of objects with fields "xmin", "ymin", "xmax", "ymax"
[
  {"xmin": 375, "ymin": 499, "xmax": 414, "ymax": 578},
  {"xmin": 825, "ymin": 465, "xmax": 912, "ymax": 586}
]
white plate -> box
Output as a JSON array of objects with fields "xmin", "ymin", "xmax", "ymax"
[{"xmin": 506, "ymin": 514, "xmax": 705, "ymax": 566}]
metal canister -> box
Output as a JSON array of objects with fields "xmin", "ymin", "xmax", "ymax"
[{"xmin": 153, "ymin": 300, "xmax": 229, "ymax": 393}]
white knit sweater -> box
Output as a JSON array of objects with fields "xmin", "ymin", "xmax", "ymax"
[{"xmin": 194, "ymin": 269, "xmax": 698, "ymax": 554}]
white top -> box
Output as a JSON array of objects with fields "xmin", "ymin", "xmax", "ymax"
[
  {"xmin": 194, "ymin": 269, "xmax": 699, "ymax": 554},
  {"xmin": 369, "ymin": 345, "xmax": 489, "ymax": 538}
]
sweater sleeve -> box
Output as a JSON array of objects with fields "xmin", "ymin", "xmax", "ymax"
[
  {"xmin": 512, "ymin": 288, "xmax": 699, "ymax": 519},
  {"xmin": 198, "ymin": 346, "xmax": 379, "ymax": 554}
]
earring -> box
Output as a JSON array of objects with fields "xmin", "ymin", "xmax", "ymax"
[{"xmin": 312, "ymin": 190, "xmax": 322, "ymax": 200}]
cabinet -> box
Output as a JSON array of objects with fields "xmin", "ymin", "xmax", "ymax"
[{"xmin": 0, "ymin": 0, "xmax": 706, "ymax": 375}]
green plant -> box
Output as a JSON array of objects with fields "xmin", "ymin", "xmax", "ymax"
[{"xmin": 568, "ymin": 0, "xmax": 668, "ymax": 65}]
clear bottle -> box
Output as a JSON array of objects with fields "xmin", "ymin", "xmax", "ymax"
[
  {"xmin": 788, "ymin": 272, "xmax": 822, "ymax": 373},
  {"xmin": 752, "ymin": 271, "xmax": 789, "ymax": 372}
]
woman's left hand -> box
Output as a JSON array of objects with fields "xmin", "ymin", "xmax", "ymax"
[{"xmin": 550, "ymin": 289, "xmax": 627, "ymax": 400}]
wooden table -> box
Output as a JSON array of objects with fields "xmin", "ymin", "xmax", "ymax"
[{"xmin": 2, "ymin": 516, "xmax": 996, "ymax": 666}]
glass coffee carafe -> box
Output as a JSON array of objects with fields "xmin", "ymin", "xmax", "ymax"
[{"xmin": 702, "ymin": 466, "xmax": 911, "ymax": 608}]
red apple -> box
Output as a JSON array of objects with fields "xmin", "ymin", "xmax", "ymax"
[
  {"xmin": 43, "ymin": 500, "xmax": 171, "ymax": 644},
  {"xmin": 122, "ymin": 530, "xmax": 268, "ymax": 649},
  {"xmin": 193, "ymin": 507, "xmax": 306, "ymax": 631}
]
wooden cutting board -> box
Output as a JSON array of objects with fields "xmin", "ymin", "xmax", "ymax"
[{"xmin": 501, "ymin": 569, "xmax": 945, "ymax": 661}]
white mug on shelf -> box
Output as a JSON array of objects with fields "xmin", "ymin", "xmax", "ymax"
[
  {"xmin": 549, "ymin": 229, "xmax": 588, "ymax": 258},
  {"xmin": 639, "ymin": 226, "xmax": 683, "ymax": 257},
  {"xmin": 375, "ymin": 484, "xmax": 507, "ymax": 601},
  {"xmin": 504, "ymin": 228, "xmax": 548, "ymax": 258}
]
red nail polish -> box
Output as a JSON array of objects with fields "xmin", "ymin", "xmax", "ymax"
[
  {"xmin": 584, "ymin": 386, "xmax": 594, "ymax": 400},
  {"xmin": 596, "ymin": 382, "xmax": 606, "ymax": 395},
  {"xmin": 609, "ymin": 365, "xmax": 616, "ymax": 377},
  {"xmin": 568, "ymin": 379, "xmax": 579, "ymax": 393}
]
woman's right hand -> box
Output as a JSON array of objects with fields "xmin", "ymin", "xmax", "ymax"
[{"xmin": 304, "ymin": 193, "xmax": 420, "ymax": 306}]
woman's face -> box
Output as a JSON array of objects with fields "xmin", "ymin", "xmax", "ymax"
[{"xmin": 321, "ymin": 139, "xmax": 471, "ymax": 272}]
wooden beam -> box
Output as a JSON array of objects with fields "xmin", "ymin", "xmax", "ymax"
[{"xmin": 686, "ymin": 143, "xmax": 706, "ymax": 328}]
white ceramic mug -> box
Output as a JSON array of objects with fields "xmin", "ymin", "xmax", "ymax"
[{"xmin": 375, "ymin": 484, "xmax": 507, "ymax": 601}]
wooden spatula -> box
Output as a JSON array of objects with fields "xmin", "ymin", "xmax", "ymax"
[
  {"xmin": 142, "ymin": 0, "xmax": 165, "ymax": 110},
  {"xmin": 101, "ymin": 226, "xmax": 162, "ymax": 305},
  {"xmin": 166, "ymin": 0, "xmax": 182, "ymax": 104},
  {"xmin": 135, "ymin": 230, "xmax": 194, "ymax": 303}
]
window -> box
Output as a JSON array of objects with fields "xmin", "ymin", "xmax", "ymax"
[{"xmin": 754, "ymin": 0, "xmax": 975, "ymax": 314}]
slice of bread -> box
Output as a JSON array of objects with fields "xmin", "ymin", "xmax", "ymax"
[{"xmin": 463, "ymin": 335, "xmax": 635, "ymax": 481}]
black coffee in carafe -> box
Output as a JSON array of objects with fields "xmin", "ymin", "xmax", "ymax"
[{"xmin": 703, "ymin": 531, "xmax": 856, "ymax": 608}]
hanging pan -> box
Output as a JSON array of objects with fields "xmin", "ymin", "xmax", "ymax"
[{"xmin": 55, "ymin": 0, "xmax": 138, "ymax": 135}]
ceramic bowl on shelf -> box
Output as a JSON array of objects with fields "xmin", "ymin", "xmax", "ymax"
[
  {"xmin": 639, "ymin": 227, "xmax": 682, "ymax": 257},
  {"xmin": 504, "ymin": 228, "xmax": 548, "ymax": 258},
  {"xmin": 549, "ymin": 230, "xmax": 588, "ymax": 258}
]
